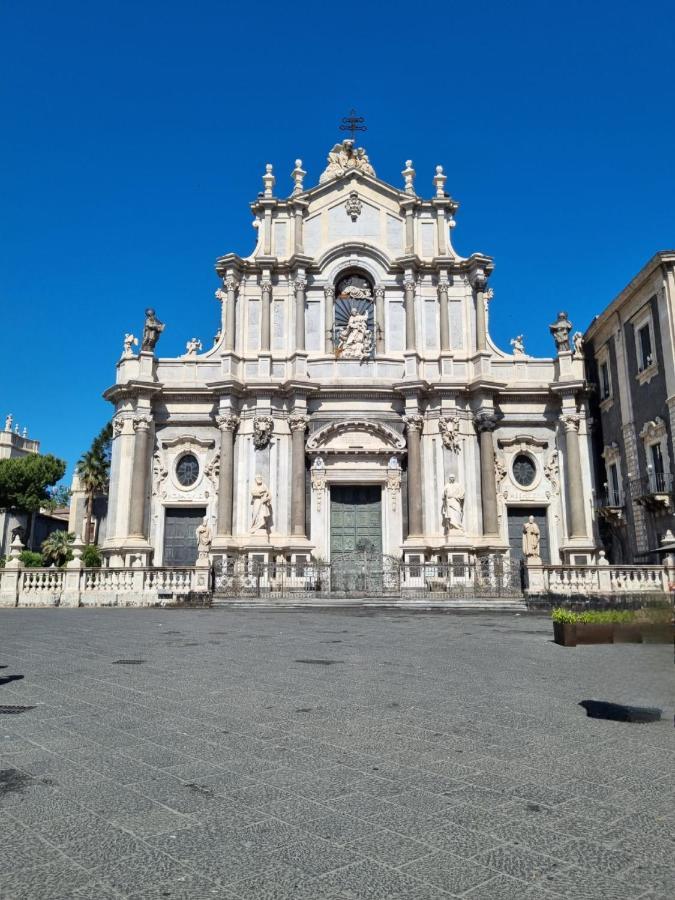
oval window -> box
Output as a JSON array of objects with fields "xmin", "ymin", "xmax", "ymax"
[
  {"xmin": 512, "ymin": 454, "xmax": 536, "ymax": 487},
  {"xmin": 176, "ymin": 454, "xmax": 199, "ymax": 487}
]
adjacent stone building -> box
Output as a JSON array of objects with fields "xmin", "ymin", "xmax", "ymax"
[
  {"xmin": 102, "ymin": 141, "xmax": 599, "ymax": 570},
  {"xmin": 584, "ymin": 251, "xmax": 675, "ymax": 563}
]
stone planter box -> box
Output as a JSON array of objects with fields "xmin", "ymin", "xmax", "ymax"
[{"xmin": 554, "ymin": 621, "xmax": 673, "ymax": 646}]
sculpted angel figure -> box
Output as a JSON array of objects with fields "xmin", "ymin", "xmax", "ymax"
[
  {"xmin": 572, "ymin": 331, "xmax": 584, "ymax": 358},
  {"xmin": 441, "ymin": 474, "xmax": 465, "ymax": 532},
  {"xmin": 250, "ymin": 475, "xmax": 272, "ymax": 533},
  {"xmin": 122, "ymin": 333, "xmax": 138, "ymax": 358},
  {"xmin": 185, "ymin": 338, "xmax": 202, "ymax": 356},
  {"xmin": 510, "ymin": 335, "xmax": 525, "ymax": 356}
]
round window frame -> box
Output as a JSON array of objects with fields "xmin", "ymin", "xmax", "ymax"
[
  {"xmin": 173, "ymin": 452, "xmax": 201, "ymax": 491},
  {"xmin": 510, "ymin": 451, "xmax": 540, "ymax": 491}
]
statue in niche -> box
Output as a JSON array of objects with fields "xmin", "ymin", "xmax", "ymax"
[
  {"xmin": 549, "ymin": 311, "xmax": 572, "ymax": 354},
  {"xmin": 122, "ymin": 333, "xmax": 138, "ymax": 358},
  {"xmin": 196, "ymin": 518, "xmax": 212, "ymax": 558},
  {"xmin": 441, "ymin": 475, "xmax": 465, "ymax": 532},
  {"xmin": 141, "ymin": 308, "xmax": 165, "ymax": 352},
  {"xmin": 522, "ymin": 515, "xmax": 541, "ymax": 561},
  {"xmin": 250, "ymin": 475, "xmax": 272, "ymax": 533},
  {"xmin": 337, "ymin": 307, "xmax": 373, "ymax": 360}
]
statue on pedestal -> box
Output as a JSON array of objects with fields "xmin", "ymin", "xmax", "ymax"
[
  {"xmin": 250, "ymin": 475, "xmax": 272, "ymax": 533},
  {"xmin": 522, "ymin": 515, "xmax": 541, "ymax": 562},
  {"xmin": 549, "ymin": 312, "xmax": 572, "ymax": 354},
  {"xmin": 184, "ymin": 337, "xmax": 203, "ymax": 357},
  {"xmin": 510, "ymin": 335, "xmax": 526, "ymax": 356},
  {"xmin": 441, "ymin": 475, "xmax": 464, "ymax": 532},
  {"xmin": 141, "ymin": 308, "xmax": 165, "ymax": 352},
  {"xmin": 195, "ymin": 518, "xmax": 212, "ymax": 561}
]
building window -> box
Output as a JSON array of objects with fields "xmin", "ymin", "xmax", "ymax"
[
  {"xmin": 599, "ymin": 361, "xmax": 611, "ymax": 400},
  {"xmin": 512, "ymin": 454, "xmax": 537, "ymax": 487},
  {"xmin": 175, "ymin": 453, "xmax": 199, "ymax": 487},
  {"xmin": 649, "ymin": 442, "xmax": 665, "ymax": 492},
  {"xmin": 637, "ymin": 323, "xmax": 653, "ymax": 371},
  {"xmin": 608, "ymin": 462, "xmax": 621, "ymax": 506}
]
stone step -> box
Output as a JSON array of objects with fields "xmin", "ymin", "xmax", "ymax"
[{"xmin": 210, "ymin": 597, "xmax": 527, "ymax": 611}]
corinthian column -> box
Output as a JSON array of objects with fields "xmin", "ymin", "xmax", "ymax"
[
  {"xmin": 293, "ymin": 276, "xmax": 307, "ymax": 352},
  {"xmin": 437, "ymin": 280, "xmax": 450, "ymax": 352},
  {"xmin": 223, "ymin": 275, "xmax": 239, "ymax": 352},
  {"xmin": 128, "ymin": 415, "xmax": 152, "ymax": 538},
  {"xmin": 560, "ymin": 413, "xmax": 587, "ymax": 538},
  {"xmin": 374, "ymin": 285, "xmax": 385, "ymax": 354},
  {"xmin": 324, "ymin": 285, "xmax": 335, "ymax": 354},
  {"xmin": 404, "ymin": 414, "xmax": 424, "ymax": 536},
  {"xmin": 473, "ymin": 271, "xmax": 488, "ymax": 353},
  {"xmin": 474, "ymin": 412, "xmax": 499, "ymax": 536},
  {"xmin": 289, "ymin": 414, "xmax": 309, "ymax": 537},
  {"xmin": 404, "ymin": 274, "xmax": 416, "ymax": 352},
  {"xmin": 216, "ymin": 414, "xmax": 239, "ymax": 536},
  {"xmin": 260, "ymin": 276, "xmax": 272, "ymax": 352}
]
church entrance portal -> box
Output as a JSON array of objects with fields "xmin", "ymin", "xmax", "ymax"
[
  {"xmin": 330, "ymin": 485, "xmax": 383, "ymax": 591},
  {"xmin": 163, "ymin": 507, "xmax": 206, "ymax": 566}
]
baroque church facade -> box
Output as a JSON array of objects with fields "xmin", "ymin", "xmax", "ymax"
[{"xmin": 102, "ymin": 140, "xmax": 598, "ymax": 571}]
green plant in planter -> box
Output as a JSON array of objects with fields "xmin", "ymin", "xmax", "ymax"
[{"xmin": 551, "ymin": 608, "xmax": 636, "ymax": 624}]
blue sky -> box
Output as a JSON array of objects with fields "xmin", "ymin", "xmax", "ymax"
[{"xmin": 1, "ymin": 0, "xmax": 673, "ymax": 480}]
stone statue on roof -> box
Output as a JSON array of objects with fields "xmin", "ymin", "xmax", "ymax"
[{"xmin": 320, "ymin": 140, "xmax": 376, "ymax": 183}]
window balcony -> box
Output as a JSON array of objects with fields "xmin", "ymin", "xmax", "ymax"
[
  {"xmin": 594, "ymin": 489, "xmax": 625, "ymax": 524},
  {"xmin": 630, "ymin": 473, "xmax": 673, "ymax": 512}
]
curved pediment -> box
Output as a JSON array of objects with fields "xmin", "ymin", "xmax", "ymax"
[{"xmin": 306, "ymin": 420, "xmax": 406, "ymax": 455}]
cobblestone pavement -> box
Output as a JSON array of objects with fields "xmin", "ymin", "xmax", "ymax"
[{"xmin": 0, "ymin": 608, "xmax": 673, "ymax": 899}]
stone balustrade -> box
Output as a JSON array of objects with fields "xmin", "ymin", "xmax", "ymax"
[
  {"xmin": 526, "ymin": 563, "xmax": 671, "ymax": 596},
  {"xmin": 0, "ymin": 566, "xmax": 209, "ymax": 608}
]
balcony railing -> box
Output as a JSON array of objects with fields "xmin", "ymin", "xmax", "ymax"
[
  {"xmin": 630, "ymin": 472, "xmax": 674, "ymax": 499},
  {"xmin": 595, "ymin": 489, "xmax": 624, "ymax": 509}
]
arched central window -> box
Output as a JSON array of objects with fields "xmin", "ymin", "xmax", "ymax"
[{"xmin": 334, "ymin": 272, "xmax": 375, "ymax": 360}]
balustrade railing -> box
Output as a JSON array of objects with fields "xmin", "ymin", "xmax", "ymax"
[{"xmin": 20, "ymin": 569, "xmax": 65, "ymax": 593}]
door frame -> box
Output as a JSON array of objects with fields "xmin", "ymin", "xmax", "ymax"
[
  {"xmin": 329, "ymin": 484, "xmax": 384, "ymax": 561},
  {"xmin": 505, "ymin": 504, "xmax": 552, "ymax": 564},
  {"xmin": 156, "ymin": 503, "xmax": 209, "ymax": 566}
]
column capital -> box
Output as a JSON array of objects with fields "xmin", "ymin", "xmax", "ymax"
[
  {"xmin": 323, "ymin": 284, "xmax": 335, "ymax": 300},
  {"xmin": 132, "ymin": 415, "xmax": 152, "ymax": 432},
  {"xmin": 289, "ymin": 413, "xmax": 310, "ymax": 433},
  {"xmin": 474, "ymin": 412, "xmax": 498, "ymax": 433},
  {"xmin": 403, "ymin": 273, "xmax": 416, "ymax": 292},
  {"xmin": 112, "ymin": 415, "xmax": 125, "ymax": 437},
  {"xmin": 259, "ymin": 277, "xmax": 273, "ymax": 293},
  {"xmin": 403, "ymin": 414, "xmax": 424, "ymax": 433},
  {"xmin": 437, "ymin": 280, "xmax": 449, "ymax": 299},
  {"xmin": 560, "ymin": 413, "xmax": 580, "ymax": 433},
  {"xmin": 470, "ymin": 269, "xmax": 489, "ymax": 291},
  {"xmin": 292, "ymin": 275, "xmax": 307, "ymax": 294},
  {"xmin": 374, "ymin": 284, "xmax": 385, "ymax": 300},
  {"xmin": 223, "ymin": 274, "xmax": 240, "ymax": 293},
  {"xmin": 216, "ymin": 414, "xmax": 239, "ymax": 432}
]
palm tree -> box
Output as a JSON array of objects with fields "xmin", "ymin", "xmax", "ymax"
[
  {"xmin": 75, "ymin": 423, "xmax": 113, "ymax": 545},
  {"xmin": 41, "ymin": 530, "xmax": 74, "ymax": 567}
]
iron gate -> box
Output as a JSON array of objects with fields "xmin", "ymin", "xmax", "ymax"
[{"xmin": 212, "ymin": 554, "xmax": 522, "ymax": 600}]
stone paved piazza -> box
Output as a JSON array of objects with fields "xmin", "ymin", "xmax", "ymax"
[{"xmin": 0, "ymin": 609, "xmax": 672, "ymax": 899}]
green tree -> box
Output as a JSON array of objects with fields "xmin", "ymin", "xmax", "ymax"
[
  {"xmin": 42, "ymin": 484, "xmax": 72, "ymax": 513},
  {"xmin": 75, "ymin": 422, "xmax": 113, "ymax": 545},
  {"xmin": 0, "ymin": 454, "xmax": 66, "ymax": 544},
  {"xmin": 41, "ymin": 530, "xmax": 74, "ymax": 567}
]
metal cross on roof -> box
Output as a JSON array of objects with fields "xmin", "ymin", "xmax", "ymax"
[{"xmin": 340, "ymin": 109, "xmax": 367, "ymax": 141}]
